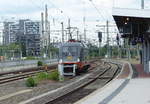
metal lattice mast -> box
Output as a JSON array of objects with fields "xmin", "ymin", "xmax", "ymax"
[
  {"xmin": 83, "ymin": 16, "xmax": 86, "ymax": 42},
  {"xmin": 61, "ymin": 22, "xmax": 64, "ymax": 42},
  {"xmin": 41, "ymin": 12, "xmax": 44, "ymax": 48}
]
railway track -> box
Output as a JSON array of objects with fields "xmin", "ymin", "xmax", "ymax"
[
  {"xmin": 0, "ymin": 63, "xmax": 59, "ymax": 84},
  {"xmin": 0, "ymin": 60, "xmax": 121, "ymax": 104},
  {"xmin": 46, "ymin": 62, "xmax": 120, "ymax": 104},
  {"xmin": 0, "ymin": 59, "xmax": 99, "ymax": 85},
  {"xmin": 0, "ymin": 70, "xmax": 55, "ymax": 84}
]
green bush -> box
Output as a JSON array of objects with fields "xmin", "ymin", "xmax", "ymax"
[
  {"xmin": 47, "ymin": 71, "xmax": 59, "ymax": 81},
  {"xmin": 26, "ymin": 77, "xmax": 37, "ymax": 87},
  {"xmin": 26, "ymin": 71, "xmax": 59, "ymax": 87},
  {"xmin": 37, "ymin": 61, "xmax": 43, "ymax": 66},
  {"xmin": 36, "ymin": 72, "xmax": 47, "ymax": 81}
]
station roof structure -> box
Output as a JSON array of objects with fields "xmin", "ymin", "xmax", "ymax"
[
  {"xmin": 113, "ymin": 8, "xmax": 150, "ymax": 18},
  {"xmin": 112, "ymin": 8, "xmax": 150, "ymax": 42}
]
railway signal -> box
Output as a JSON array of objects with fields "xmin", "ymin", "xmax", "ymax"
[{"xmin": 98, "ymin": 32, "xmax": 102, "ymax": 57}]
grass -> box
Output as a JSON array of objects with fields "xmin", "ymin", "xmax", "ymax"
[
  {"xmin": 26, "ymin": 77, "xmax": 37, "ymax": 87},
  {"xmin": 35, "ymin": 72, "xmax": 47, "ymax": 81},
  {"xmin": 26, "ymin": 70, "xmax": 59, "ymax": 87},
  {"xmin": 47, "ymin": 70, "xmax": 59, "ymax": 81}
]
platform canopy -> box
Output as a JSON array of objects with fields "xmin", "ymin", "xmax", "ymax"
[
  {"xmin": 113, "ymin": 8, "xmax": 150, "ymax": 18},
  {"xmin": 112, "ymin": 8, "xmax": 150, "ymax": 73},
  {"xmin": 112, "ymin": 8, "xmax": 150, "ymax": 44}
]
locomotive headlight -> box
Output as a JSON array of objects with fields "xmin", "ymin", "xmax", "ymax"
[
  {"xmin": 77, "ymin": 58, "xmax": 80, "ymax": 62},
  {"xmin": 59, "ymin": 59, "xmax": 62, "ymax": 63}
]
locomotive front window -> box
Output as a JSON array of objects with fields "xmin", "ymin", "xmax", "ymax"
[{"xmin": 62, "ymin": 46, "xmax": 78, "ymax": 57}]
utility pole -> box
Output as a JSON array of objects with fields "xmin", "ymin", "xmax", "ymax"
[
  {"xmin": 79, "ymin": 35, "xmax": 82, "ymax": 41},
  {"xmin": 124, "ymin": 38, "xmax": 130, "ymax": 60},
  {"xmin": 41, "ymin": 12, "xmax": 44, "ymax": 50},
  {"xmin": 141, "ymin": 0, "xmax": 144, "ymax": 9},
  {"xmin": 48, "ymin": 22, "xmax": 50, "ymax": 46},
  {"xmin": 116, "ymin": 33, "xmax": 120, "ymax": 58},
  {"xmin": 99, "ymin": 42, "xmax": 101, "ymax": 57},
  {"xmin": 106, "ymin": 20, "xmax": 110, "ymax": 58},
  {"xmin": 118, "ymin": 43, "xmax": 120, "ymax": 58},
  {"xmin": 128, "ymin": 39, "xmax": 131, "ymax": 61},
  {"xmin": 45, "ymin": 4, "xmax": 48, "ymax": 57},
  {"xmin": 77, "ymin": 29, "xmax": 79, "ymax": 41},
  {"xmin": 61, "ymin": 22, "xmax": 64, "ymax": 43},
  {"xmin": 83, "ymin": 16, "xmax": 86, "ymax": 42},
  {"xmin": 68, "ymin": 19, "xmax": 72, "ymax": 40},
  {"xmin": 83, "ymin": 0, "xmax": 86, "ymax": 42},
  {"xmin": 41, "ymin": 12, "xmax": 44, "ymax": 37},
  {"xmin": 98, "ymin": 32, "xmax": 102, "ymax": 57},
  {"xmin": 45, "ymin": 4, "xmax": 51, "ymax": 58},
  {"xmin": 45, "ymin": 4, "xmax": 48, "ymax": 41}
]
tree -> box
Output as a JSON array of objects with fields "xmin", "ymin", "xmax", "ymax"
[
  {"xmin": 100, "ymin": 44, "xmax": 107, "ymax": 57},
  {"xmin": 41, "ymin": 44, "xmax": 59, "ymax": 59},
  {"xmin": 87, "ymin": 43, "xmax": 99, "ymax": 58},
  {"xmin": 7, "ymin": 43, "xmax": 22, "ymax": 60}
]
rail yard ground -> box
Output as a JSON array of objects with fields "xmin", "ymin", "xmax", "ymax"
[{"xmin": 0, "ymin": 59, "xmax": 122, "ymax": 104}]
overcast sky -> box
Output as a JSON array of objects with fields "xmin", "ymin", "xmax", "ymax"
[
  {"xmin": 0, "ymin": 0, "xmax": 149, "ymax": 20},
  {"xmin": 0, "ymin": 0, "xmax": 150, "ymax": 44}
]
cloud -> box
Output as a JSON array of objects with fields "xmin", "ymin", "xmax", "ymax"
[
  {"xmin": 114, "ymin": 0, "xmax": 140, "ymax": 9},
  {"xmin": 0, "ymin": 0, "xmax": 144, "ymax": 22},
  {"xmin": 0, "ymin": 0, "xmax": 150, "ymax": 42}
]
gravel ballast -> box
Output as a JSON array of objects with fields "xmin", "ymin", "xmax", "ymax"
[{"xmin": 0, "ymin": 61, "xmax": 119, "ymax": 104}]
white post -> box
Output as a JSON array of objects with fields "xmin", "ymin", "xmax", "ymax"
[
  {"xmin": 73, "ymin": 64, "xmax": 77, "ymax": 76},
  {"xmin": 58, "ymin": 64, "xmax": 64, "ymax": 81}
]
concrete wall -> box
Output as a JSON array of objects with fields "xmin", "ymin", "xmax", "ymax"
[{"xmin": 0, "ymin": 59, "xmax": 58, "ymax": 72}]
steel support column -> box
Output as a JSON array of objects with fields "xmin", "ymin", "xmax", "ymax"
[{"xmin": 147, "ymin": 40, "xmax": 150, "ymax": 72}]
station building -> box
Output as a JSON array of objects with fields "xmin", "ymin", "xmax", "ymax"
[{"xmin": 112, "ymin": 8, "xmax": 150, "ymax": 73}]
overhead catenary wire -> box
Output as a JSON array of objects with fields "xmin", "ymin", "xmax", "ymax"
[
  {"xmin": 88, "ymin": 0, "xmax": 106, "ymax": 21},
  {"xmin": 82, "ymin": 1, "xmax": 87, "ymax": 41},
  {"xmin": 89, "ymin": 0, "xmax": 116, "ymax": 22},
  {"xmin": 46, "ymin": 0, "xmax": 89, "ymax": 40},
  {"xmin": 47, "ymin": 0, "xmax": 91, "ymax": 27},
  {"xmin": 88, "ymin": 0, "xmax": 120, "ymax": 58}
]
